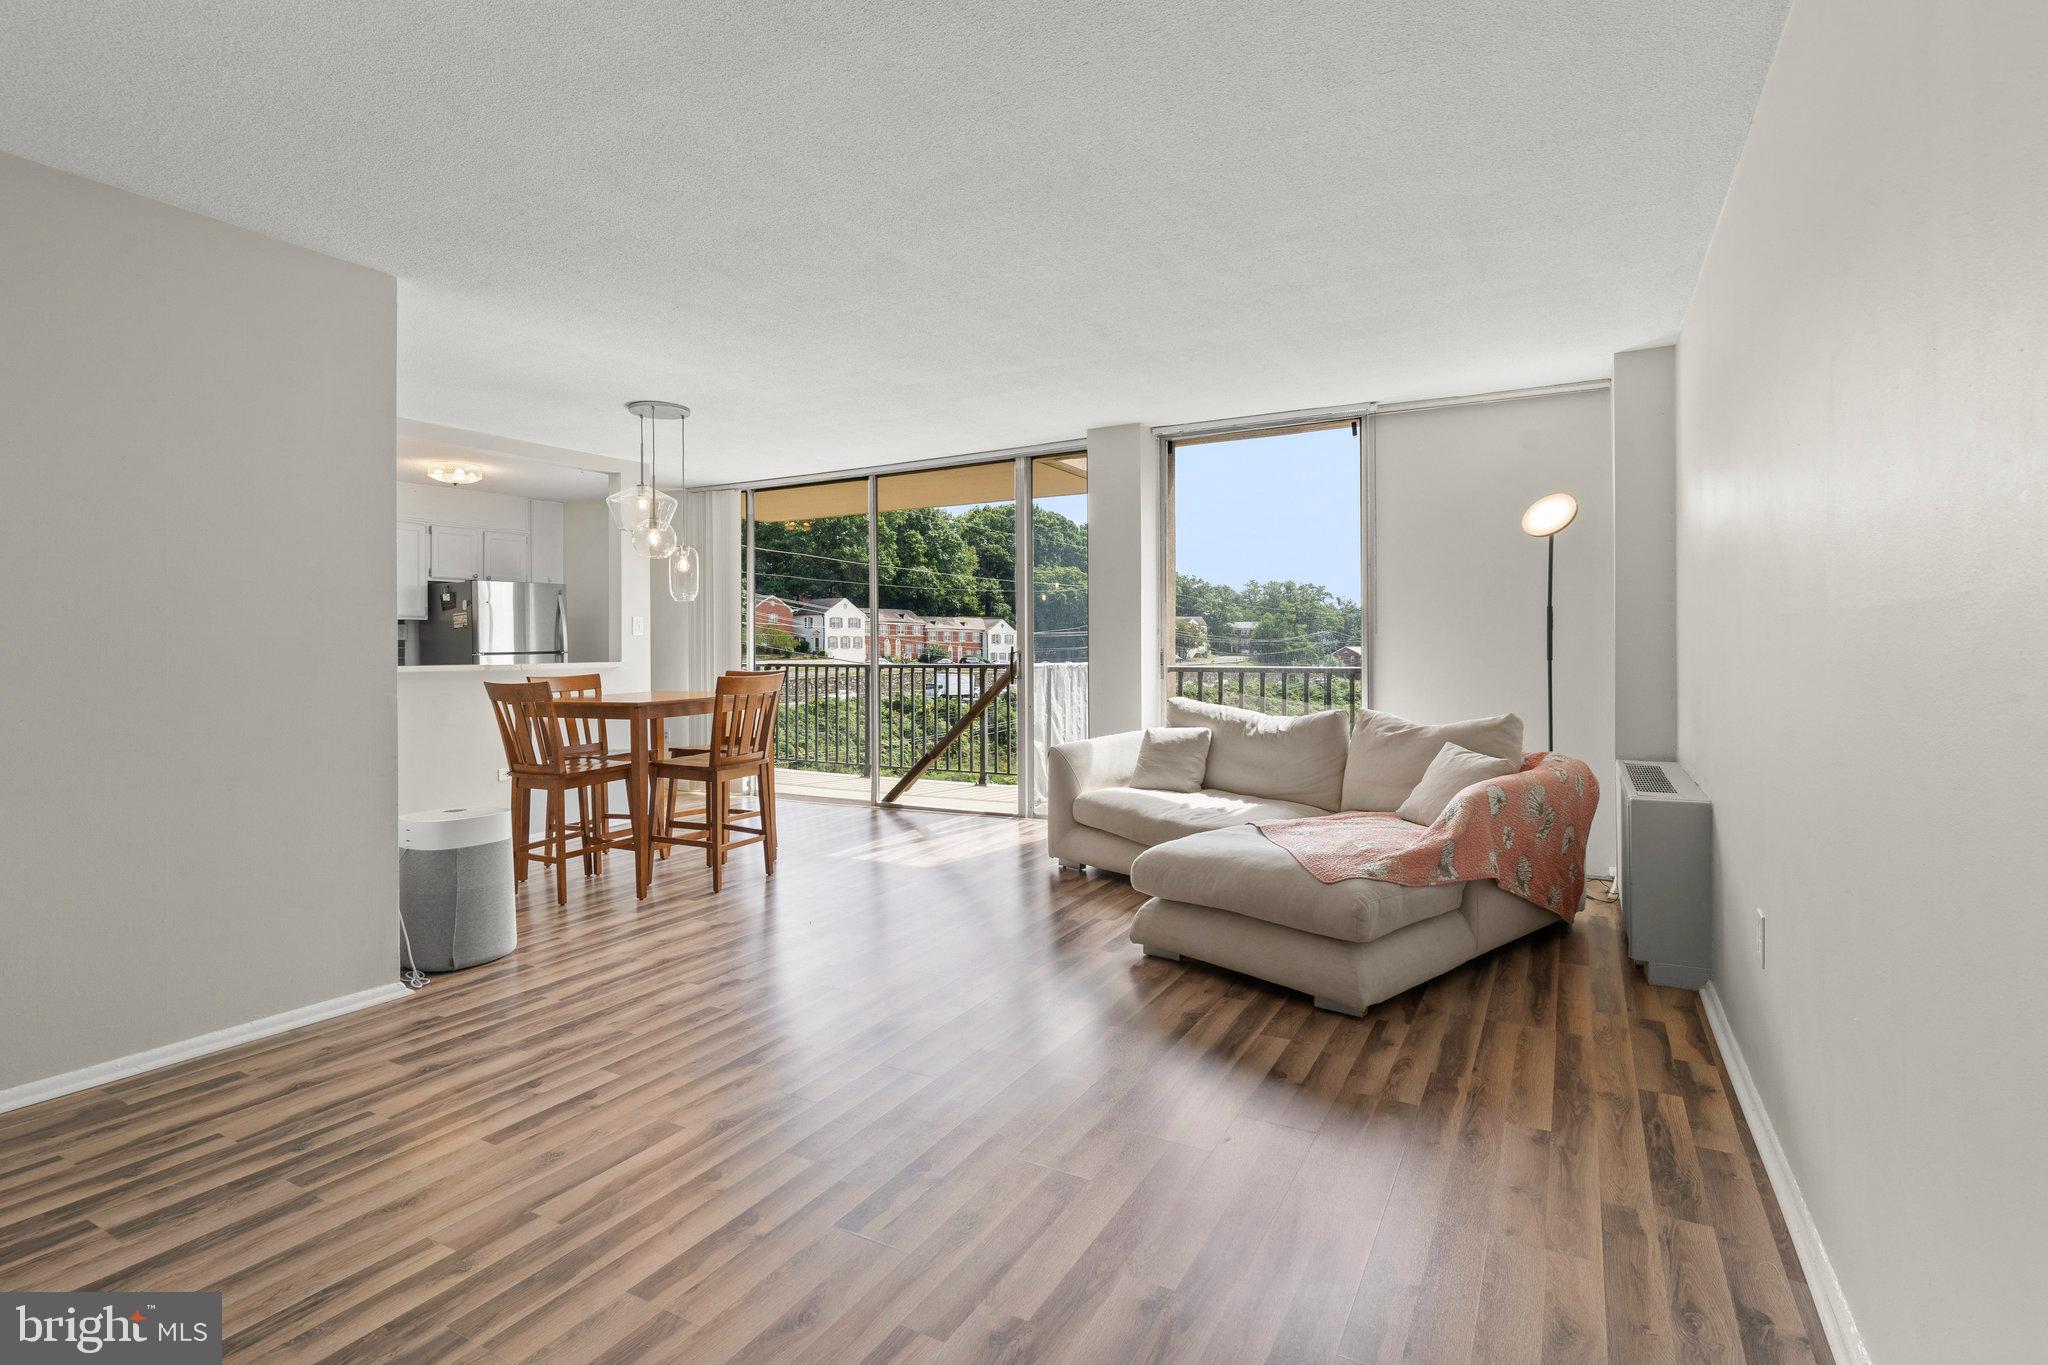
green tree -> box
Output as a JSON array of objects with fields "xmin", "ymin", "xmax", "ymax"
[
  {"xmin": 753, "ymin": 512, "xmax": 869, "ymax": 606},
  {"xmin": 876, "ymin": 507, "xmax": 982, "ymax": 618},
  {"xmin": 1176, "ymin": 574, "xmax": 1359, "ymax": 664}
]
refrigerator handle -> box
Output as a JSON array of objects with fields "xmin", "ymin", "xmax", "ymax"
[
  {"xmin": 556, "ymin": 590, "xmax": 569, "ymax": 658},
  {"xmin": 479, "ymin": 595, "xmax": 492, "ymax": 663}
]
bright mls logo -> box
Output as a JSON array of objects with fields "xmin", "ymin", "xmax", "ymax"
[{"xmin": 2, "ymin": 1294, "xmax": 221, "ymax": 1362}]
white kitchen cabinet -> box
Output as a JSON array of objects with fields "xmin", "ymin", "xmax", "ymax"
[
  {"xmin": 396, "ymin": 521, "xmax": 429, "ymax": 619},
  {"xmin": 429, "ymin": 524, "xmax": 481, "ymax": 581},
  {"xmin": 528, "ymin": 500, "xmax": 565, "ymax": 584},
  {"xmin": 483, "ymin": 531, "xmax": 530, "ymax": 582}
]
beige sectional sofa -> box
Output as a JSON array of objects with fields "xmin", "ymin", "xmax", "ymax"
[{"xmin": 1047, "ymin": 697, "xmax": 1558, "ymax": 1015}]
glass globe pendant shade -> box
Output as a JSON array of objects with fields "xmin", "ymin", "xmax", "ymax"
[
  {"xmin": 631, "ymin": 519, "xmax": 678, "ymax": 559},
  {"xmin": 607, "ymin": 484, "xmax": 677, "ymax": 532},
  {"xmin": 668, "ymin": 543, "xmax": 701, "ymax": 602}
]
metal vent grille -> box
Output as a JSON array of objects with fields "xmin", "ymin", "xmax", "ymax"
[{"xmin": 1625, "ymin": 762, "xmax": 1676, "ymax": 794}]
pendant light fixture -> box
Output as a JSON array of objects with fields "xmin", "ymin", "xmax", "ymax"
[
  {"xmin": 608, "ymin": 401, "xmax": 680, "ymax": 538},
  {"xmin": 614, "ymin": 401, "xmax": 701, "ymax": 600},
  {"xmin": 665, "ymin": 401, "xmax": 701, "ymax": 602}
]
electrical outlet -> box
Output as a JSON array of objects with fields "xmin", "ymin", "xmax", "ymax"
[
  {"xmin": 1756, "ymin": 907, "xmax": 1767, "ymax": 968},
  {"xmin": 632, "ymin": 615, "xmax": 646, "ymax": 637}
]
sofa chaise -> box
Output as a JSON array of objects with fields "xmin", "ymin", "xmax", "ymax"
[{"xmin": 1047, "ymin": 697, "xmax": 1561, "ymax": 1015}]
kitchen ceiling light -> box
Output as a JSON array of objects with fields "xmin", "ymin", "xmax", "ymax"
[{"xmin": 428, "ymin": 463, "xmax": 483, "ymax": 485}]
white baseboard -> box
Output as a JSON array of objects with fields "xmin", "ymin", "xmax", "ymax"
[
  {"xmin": 1699, "ymin": 982, "xmax": 1870, "ymax": 1365},
  {"xmin": 0, "ymin": 982, "xmax": 411, "ymax": 1117}
]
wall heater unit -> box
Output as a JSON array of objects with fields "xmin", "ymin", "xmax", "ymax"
[{"xmin": 1616, "ymin": 759, "xmax": 1713, "ymax": 988}]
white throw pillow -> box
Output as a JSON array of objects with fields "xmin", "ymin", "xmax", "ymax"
[
  {"xmin": 1129, "ymin": 727, "xmax": 1212, "ymax": 793},
  {"xmin": 1395, "ymin": 742, "xmax": 1521, "ymax": 825},
  {"xmin": 1340, "ymin": 708, "xmax": 1524, "ymax": 812},
  {"xmin": 1163, "ymin": 697, "xmax": 1349, "ymax": 810}
]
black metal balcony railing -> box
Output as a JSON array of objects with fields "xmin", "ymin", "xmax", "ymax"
[
  {"xmin": 1167, "ymin": 664, "xmax": 1364, "ymax": 720},
  {"xmin": 764, "ymin": 661, "xmax": 1018, "ymax": 785},
  {"xmin": 762, "ymin": 661, "xmax": 1362, "ymax": 790}
]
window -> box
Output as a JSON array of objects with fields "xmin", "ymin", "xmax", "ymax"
[
  {"xmin": 1028, "ymin": 452, "xmax": 1087, "ymax": 814},
  {"xmin": 1169, "ymin": 423, "xmax": 1363, "ymax": 718}
]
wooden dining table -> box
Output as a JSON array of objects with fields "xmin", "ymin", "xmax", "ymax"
[{"xmin": 547, "ymin": 689, "xmax": 714, "ymax": 899}]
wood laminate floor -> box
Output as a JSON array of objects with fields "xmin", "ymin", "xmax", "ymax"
[{"xmin": 0, "ymin": 800, "xmax": 1828, "ymax": 1363}]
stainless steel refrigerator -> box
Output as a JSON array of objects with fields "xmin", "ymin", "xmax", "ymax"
[{"xmin": 418, "ymin": 579, "xmax": 569, "ymax": 666}]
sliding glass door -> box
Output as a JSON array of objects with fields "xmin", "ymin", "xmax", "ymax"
[
  {"xmin": 737, "ymin": 450, "xmax": 1087, "ymax": 817},
  {"xmin": 749, "ymin": 479, "xmax": 874, "ymax": 802},
  {"xmin": 873, "ymin": 464, "xmax": 1019, "ymax": 813}
]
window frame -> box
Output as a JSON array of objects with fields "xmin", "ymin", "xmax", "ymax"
[{"xmin": 1158, "ymin": 414, "xmax": 1375, "ymax": 720}]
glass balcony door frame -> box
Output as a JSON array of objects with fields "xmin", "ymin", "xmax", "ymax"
[{"xmin": 733, "ymin": 441, "xmax": 1080, "ymax": 817}]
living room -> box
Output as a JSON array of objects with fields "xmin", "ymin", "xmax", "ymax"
[{"xmin": 2, "ymin": 3, "xmax": 2040, "ymax": 1361}]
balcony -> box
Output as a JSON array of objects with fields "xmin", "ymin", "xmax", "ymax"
[
  {"xmin": 762, "ymin": 660, "xmax": 1054, "ymax": 814},
  {"xmin": 756, "ymin": 660, "xmax": 1358, "ymax": 813},
  {"xmin": 1167, "ymin": 663, "xmax": 1363, "ymax": 719}
]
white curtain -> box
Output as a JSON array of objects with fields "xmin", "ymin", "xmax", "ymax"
[{"xmin": 655, "ymin": 488, "xmax": 744, "ymax": 748}]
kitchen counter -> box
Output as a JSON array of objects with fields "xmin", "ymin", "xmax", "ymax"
[{"xmin": 398, "ymin": 661, "xmax": 624, "ymax": 675}]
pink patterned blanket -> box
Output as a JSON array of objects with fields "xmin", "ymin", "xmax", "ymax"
[{"xmin": 1254, "ymin": 754, "xmax": 1599, "ymax": 922}]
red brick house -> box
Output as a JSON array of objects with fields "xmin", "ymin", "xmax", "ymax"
[{"xmin": 877, "ymin": 608, "xmax": 926, "ymax": 659}]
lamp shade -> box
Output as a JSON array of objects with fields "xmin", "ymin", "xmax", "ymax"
[
  {"xmin": 667, "ymin": 543, "xmax": 701, "ymax": 601},
  {"xmin": 1520, "ymin": 492, "xmax": 1579, "ymax": 538},
  {"xmin": 608, "ymin": 484, "xmax": 677, "ymax": 532}
]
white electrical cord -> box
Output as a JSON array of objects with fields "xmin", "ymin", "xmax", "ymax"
[{"xmin": 397, "ymin": 912, "xmax": 428, "ymax": 990}]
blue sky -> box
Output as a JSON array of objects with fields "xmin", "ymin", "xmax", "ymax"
[{"xmin": 1170, "ymin": 426, "xmax": 1361, "ymax": 599}]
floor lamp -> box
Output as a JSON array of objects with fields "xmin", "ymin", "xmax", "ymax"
[{"xmin": 1521, "ymin": 492, "xmax": 1579, "ymax": 752}]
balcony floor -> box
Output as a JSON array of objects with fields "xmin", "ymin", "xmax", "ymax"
[{"xmin": 774, "ymin": 765, "xmax": 1021, "ymax": 815}]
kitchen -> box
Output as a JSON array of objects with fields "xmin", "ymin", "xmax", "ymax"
[{"xmin": 394, "ymin": 422, "xmax": 652, "ymax": 814}]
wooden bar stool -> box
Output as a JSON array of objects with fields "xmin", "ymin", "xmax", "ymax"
[
  {"xmin": 648, "ymin": 672, "xmax": 781, "ymax": 891},
  {"xmin": 485, "ymin": 680, "xmax": 635, "ymax": 906},
  {"xmin": 532, "ymin": 673, "xmax": 634, "ymax": 874},
  {"xmin": 655, "ymin": 670, "xmax": 777, "ymax": 857}
]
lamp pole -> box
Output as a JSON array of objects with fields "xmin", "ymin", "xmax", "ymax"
[
  {"xmin": 1521, "ymin": 492, "xmax": 1577, "ymax": 755},
  {"xmin": 1545, "ymin": 533, "xmax": 1555, "ymax": 752}
]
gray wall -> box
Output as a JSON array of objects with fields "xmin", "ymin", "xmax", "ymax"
[
  {"xmin": 1676, "ymin": 0, "xmax": 2046, "ymax": 1357},
  {"xmin": 1372, "ymin": 389, "xmax": 1618, "ymax": 870},
  {"xmin": 0, "ymin": 154, "xmax": 399, "ymax": 1091},
  {"xmin": 562, "ymin": 497, "xmax": 616, "ymax": 664},
  {"xmin": 1612, "ymin": 346, "xmax": 1678, "ymax": 760}
]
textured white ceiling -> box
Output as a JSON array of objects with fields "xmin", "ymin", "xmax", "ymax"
[{"xmin": 0, "ymin": 0, "xmax": 1784, "ymax": 483}]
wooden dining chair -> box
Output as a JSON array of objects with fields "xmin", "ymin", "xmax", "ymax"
[
  {"xmin": 485, "ymin": 680, "xmax": 635, "ymax": 906},
  {"xmin": 654, "ymin": 669, "xmax": 778, "ymax": 858},
  {"xmin": 648, "ymin": 672, "xmax": 782, "ymax": 890},
  {"xmin": 532, "ymin": 673, "xmax": 633, "ymax": 873}
]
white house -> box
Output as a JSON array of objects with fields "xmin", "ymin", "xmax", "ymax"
[
  {"xmin": 792, "ymin": 597, "xmax": 868, "ymax": 661},
  {"xmin": 983, "ymin": 618, "xmax": 1017, "ymax": 664}
]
